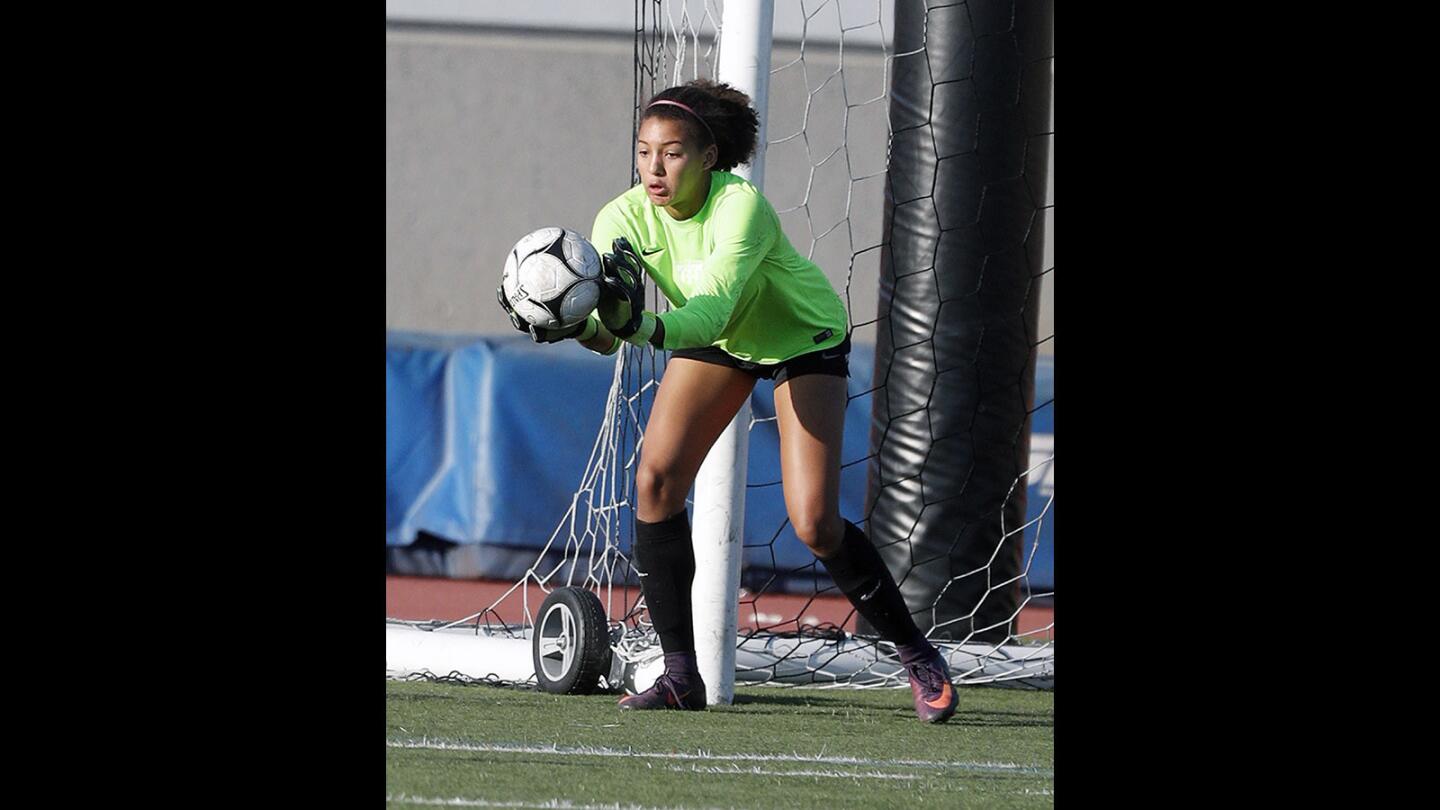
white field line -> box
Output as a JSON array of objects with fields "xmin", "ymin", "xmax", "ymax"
[
  {"xmin": 386, "ymin": 787, "xmax": 1053, "ymax": 808},
  {"xmin": 387, "ymin": 738, "xmax": 1052, "ymax": 777},
  {"xmin": 667, "ymin": 764, "xmax": 921, "ymax": 781},
  {"xmin": 385, "ymin": 796, "xmax": 733, "ymax": 810}
]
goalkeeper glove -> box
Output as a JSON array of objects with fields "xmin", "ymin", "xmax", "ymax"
[
  {"xmin": 598, "ymin": 237, "xmax": 665, "ymax": 347},
  {"xmin": 496, "ymin": 285, "xmax": 597, "ymax": 344}
]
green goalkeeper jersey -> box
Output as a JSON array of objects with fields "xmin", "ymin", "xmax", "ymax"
[{"xmin": 589, "ymin": 171, "xmax": 848, "ymax": 364}]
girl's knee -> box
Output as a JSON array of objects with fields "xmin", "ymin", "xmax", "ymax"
[
  {"xmin": 636, "ymin": 462, "xmax": 687, "ymax": 519},
  {"xmin": 793, "ymin": 511, "xmax": 843, "ymax": 557}
]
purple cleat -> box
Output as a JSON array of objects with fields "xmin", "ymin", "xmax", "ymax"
[
  {"xmin": 618, "ymin": 672, "xmax": 707, "ymax": 711},
  {"xmin": 906, "ymin": 652, "xmax": 958, "ymax": 724}
]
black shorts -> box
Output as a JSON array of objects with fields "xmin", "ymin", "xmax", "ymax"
[{"xmin": 671, "ymin": 334, "xmax": 851, "ymax": 384}]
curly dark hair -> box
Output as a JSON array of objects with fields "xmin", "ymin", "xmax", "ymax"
[{"xmin": 642, "ymin": 79, "xmax": 759, "ymax": 173}]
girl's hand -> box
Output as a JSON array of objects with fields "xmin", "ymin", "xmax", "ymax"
[{"xmin": 598, "ymin": 238, "xmax": 648, "ymax": 337}]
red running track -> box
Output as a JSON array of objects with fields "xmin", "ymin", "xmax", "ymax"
[{"xmin": 386, "ymin": 575, "xmax": 1053, "ymax": 640}]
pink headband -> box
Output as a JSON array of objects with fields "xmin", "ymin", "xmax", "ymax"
[{"xmin": 646, "ymin": 99, "xmax": 716, "ymax": 145}]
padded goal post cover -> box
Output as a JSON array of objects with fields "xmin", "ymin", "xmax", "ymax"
[
  {"xmin": 385, "ymin": 332, "xmax": 1053, "ymax": 592},
  {"xmin": 869, "ymin": 0, "xmax": 1054, "ymax": 640}
]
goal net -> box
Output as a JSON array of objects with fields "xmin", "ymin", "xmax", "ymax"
[{"xmin": 387, "ymin": 0, "xmax": 1053, "ymax": 694}]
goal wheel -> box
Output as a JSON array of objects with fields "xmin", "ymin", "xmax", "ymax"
[{"xmin": 533, "ymin": 587, "xmax": 612, "ymax": 694}]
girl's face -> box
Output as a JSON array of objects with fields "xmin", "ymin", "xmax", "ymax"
[{"xmin": 636, "ymin": 116, "xmax": 717, "ymax": 219}]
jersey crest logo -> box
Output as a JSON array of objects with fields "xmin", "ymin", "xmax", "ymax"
[{"xmin": 674, "ymin": 259, "xmax": 704, "ymax": 289}]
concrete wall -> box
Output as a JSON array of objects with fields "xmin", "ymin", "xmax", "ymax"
[
  {"xmin": 386, "ymin": 25, "xmax": 637, "ymax": 334},
  {"xmin": 385, "ymin": 21, "xmax": 1052, "ymax": 354}
]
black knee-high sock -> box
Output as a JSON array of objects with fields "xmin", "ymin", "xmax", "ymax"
[
  {"xmin": 632, "ymin": 509, "xmax": 696, "ymax": 658},
  {"xmin": 818, "ymin": 521, "xmax": 928, "ymax": 650}
]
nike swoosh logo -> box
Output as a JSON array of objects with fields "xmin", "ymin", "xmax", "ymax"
[
  {"xmin": 820, "ymin": 351, "xmax": 843, "ymax": 360},
  {"xmin": 642, "ymin": 247, "xmax": 664, "ymax": 256},
  {"xmin": 925, "ymin": 680, "xmax": 954, "ymax": 709},
  {"xmin": 859, "ymin": 580, "xmax": 882, "ymax": 601}
]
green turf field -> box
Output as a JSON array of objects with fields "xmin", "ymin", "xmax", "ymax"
[{"xmin": 386, "ymin": 679, "xmax": 1054, "ymax": 808}]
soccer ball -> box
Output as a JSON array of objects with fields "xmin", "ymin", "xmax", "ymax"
[{"xmin": 500, "ymin": 227, "xmax": 603, "ymax": 329}]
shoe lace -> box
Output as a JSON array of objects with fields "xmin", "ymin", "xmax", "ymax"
[{"xmin": 906, "ymin": 661, "xmax": 944, "ymax": 694}]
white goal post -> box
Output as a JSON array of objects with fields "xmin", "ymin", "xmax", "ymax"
[{"xmin": 689, "ymin": 0, "xmax": 774, "ymax": 709}]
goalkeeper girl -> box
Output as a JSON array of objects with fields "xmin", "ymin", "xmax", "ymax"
[{"xmin": 502, "ymin": 79, "xmax": 957, "ymax": 723}]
